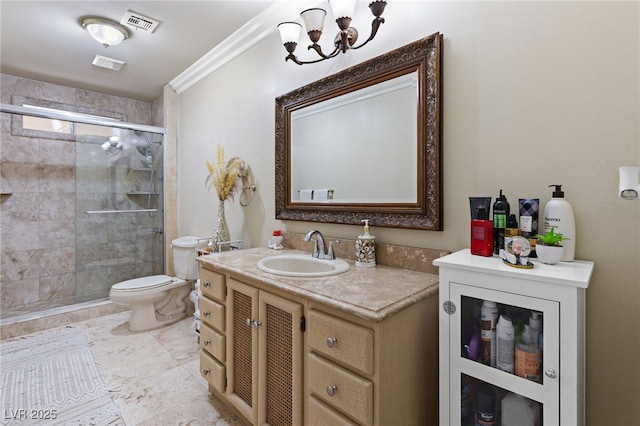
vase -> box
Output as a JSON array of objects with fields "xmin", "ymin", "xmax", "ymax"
[
  {"xmin": 535, "ymin": 244, "xmax": 564, "ymax": 265},
  {"xmin": 212, "ymin": 201, "xmax": 230, "ymax": 252}
]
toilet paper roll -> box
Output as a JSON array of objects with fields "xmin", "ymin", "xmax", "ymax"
[{"xmin": 299, "ymin": 189, "xmax": 313, "ymax": 201}]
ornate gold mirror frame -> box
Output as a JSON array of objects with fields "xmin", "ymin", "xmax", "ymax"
[{"xmin": 275, "ymin": 32, "xmax": 443, "ymax": 230}]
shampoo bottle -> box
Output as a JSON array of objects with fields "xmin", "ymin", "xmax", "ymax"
[
  {"xmin": 492, "ymin": 190, "xmax": 510, "ymax": 255},
  {"xmin": 355, "ymin": 219, "xmax": 376, "ymax": 267},
  {"xmin": 542, "ymin": 184, "xmax": 575, "ymax": 261}
]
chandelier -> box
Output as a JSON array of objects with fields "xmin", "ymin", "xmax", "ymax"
[{"xmin": 277, "ymin": 0, "xmax": 387, "ymax": 65}]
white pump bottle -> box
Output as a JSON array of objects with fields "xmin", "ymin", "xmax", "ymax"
[{"xmin": 542, "ymin": 185, "xmax": 575, "ymax": 261}]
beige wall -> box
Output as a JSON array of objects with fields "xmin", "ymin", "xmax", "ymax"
[{"xmin": 176, "ymin": 2, "xmax": 639, "ymax": 424}]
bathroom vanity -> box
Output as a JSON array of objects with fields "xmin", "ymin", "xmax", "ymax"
[{"xmin": 197, "ymin": 247, "xmax": 440, "ymax": 426}]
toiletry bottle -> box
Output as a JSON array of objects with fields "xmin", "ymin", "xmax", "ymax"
[
  {"xmin": 505, "ymin": 214, "xmax": 520, "ymax": 239},
  {"xmin": 492, "ymin": 190, "xmax": 510, "ymax": 255},
  {"xmin": 480, "ymin": 300, "xmax": 499, "ymax": 367},
  {"xmin": 515, "ymin": 324, "xmax": 541, "ymax": 382},
  {"xmin": 355, "ymin": 219, "xmax": 376, "ymax": 267},
  {"xmin": 542, "ymin": 184, "xmax": 575, "ymax": 261},
  {"xmin": 529, "ymin": 311, "xmax": 542, "ymax": 343},
  {"xmin": 496, "ymin": 315, "xmax": 515, "ymax": 373},
  {"xmin": 471, "ymin": 205, "xmax": 494, "ymax": 257},
  {"xmin": 501, "ymin": 393, "xmax": 540, "ymax": 426},
  {"xmin": 474, "ymin": 384, "xmax": 495, "ymax": 426}
]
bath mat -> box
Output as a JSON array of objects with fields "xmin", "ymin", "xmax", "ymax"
[{"xmin": 0, "ymin": 327, "xmax": 123, "ymax": 425}]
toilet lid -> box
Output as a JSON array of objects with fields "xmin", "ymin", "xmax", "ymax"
[{"xmin": 112, "ymin": 275, "xmax": 174, "ymax": 291}]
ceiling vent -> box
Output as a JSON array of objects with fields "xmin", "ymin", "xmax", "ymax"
[
  {"xmin": 120, "ymin": 10, "xmax": 160, "ymax": 33},
  {"xmin": 92, "ymin": 55, "xmax": 126, "ymax": 71}
]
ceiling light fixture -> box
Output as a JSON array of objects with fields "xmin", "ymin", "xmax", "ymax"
[
  {"xmin": 277, "ymin": 0, "xmax": 387, "ymax": 65},
  {"xmin": 81, "ymin": 16, "xmax": 130, "ymax": 47}
]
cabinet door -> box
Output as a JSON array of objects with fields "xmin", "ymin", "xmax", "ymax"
[
  {"xmin": 227, "ymin": 278, "xmax": 259, "ymax": 424},
  {"xmin": 448, "ymin": 282, "xmax": 560, "ymax": 425},
  {"xmin": 258, "ymin": 291, "xmax": 303, "ymax": 426}
]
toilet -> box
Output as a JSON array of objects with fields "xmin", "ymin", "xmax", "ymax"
[{"xmin": 110, "ymin": 236, "xmax": 207, "ymax": 331}]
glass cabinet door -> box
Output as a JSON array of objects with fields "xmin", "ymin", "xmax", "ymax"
[{"xmin": 448, "ymin": 282, "xmax": 560, "ymax": 426}]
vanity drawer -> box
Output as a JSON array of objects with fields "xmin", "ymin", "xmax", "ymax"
[
  {"xmin": 308, "ymin": 309, "xmax": 374, "ymax": 375},
  {"xmin": 309, "ymin": 395, "xmax": 359, "ymax": 426},
  {"xmin": 200, "ymin": 323, "xmax": 226, "ymax": 362},
  {"xmin": 200, "ymin": 268, "xmax": 225, "ymax": 302},
  {"xmin": 199, "ymin": 297, "xmax": 225, "ymax": 332},
  {"xmin": 200, "ymin": 350, "xmax": 226, "ymax": 393},
  {"xmin": 308, "ymin": 353, "xmax": 373, "ymax": 425}
]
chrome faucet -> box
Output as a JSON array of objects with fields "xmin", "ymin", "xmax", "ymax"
[{"xmin": 303, "ymin": 230, "xmax": 340, "ymax": 260}]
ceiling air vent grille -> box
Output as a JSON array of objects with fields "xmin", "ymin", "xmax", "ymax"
[
  {"xmin": 121, "ymin": 10, "xmax": 160, "ymax": 33},
  {"xmin": 92, "ymin": 55, "xmax": 126, "ymax": 71}
]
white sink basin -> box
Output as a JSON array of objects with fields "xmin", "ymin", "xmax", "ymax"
[{"xmin": 257, "ymin": 254, "xmax": 350, "ymax": 277}]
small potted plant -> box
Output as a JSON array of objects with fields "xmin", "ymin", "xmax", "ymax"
[{"xmin": 535, "ymin": 228, "xmax": 567, "ymax": 264}]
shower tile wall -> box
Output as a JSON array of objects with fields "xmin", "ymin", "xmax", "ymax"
[{"xmin": 0, "ymin": 74, "xmax": 162, "ymax": 319}]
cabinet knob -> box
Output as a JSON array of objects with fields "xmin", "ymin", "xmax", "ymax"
[
  {"xmin": 203, "ymin": 369, "xmax": 210, "ymax": 376},
  {"xmin": 246, "ymin": 318, "xmax": 252, "ymax": 327},
  {"xmin": 203, "ymin": 281, "xmax": 210, "ymax": 287},
  {"xmin": 326, "ymin": 385, "xmax": 338, "ymax": 396},
  {"xmin": 326, "ymin": 337, "xmax": 338, "ymax": 348},
  {"xmin": 545, "ymin": 369, "xmax": 557, "ymax": 379},
  {"xmin": 204, "ymin": 339, "xmax": 211, "ymax": 346},
  {"xmin": 203, "ymin": 311, "xmax": 211, "ymax": 317}
]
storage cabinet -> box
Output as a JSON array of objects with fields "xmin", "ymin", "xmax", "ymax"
[
  {"xmin": 199, "ymin": 268, "xmax": 227, "ymax": 394},
  {"xmin": 198, "ymin": 247, "xmax": 440, "ymax": 426},
  {"xmin": 435, "ymin": 249, "xmax": 594, "ymax": 426},
  {"xmin": 226, "ymin": 278, "xmax": 304, "ymax": 426}
]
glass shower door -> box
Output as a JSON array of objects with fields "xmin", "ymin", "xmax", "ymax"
[{"xmin": 75, "ymin": 126, "xmax": 164, "ymax": 302}]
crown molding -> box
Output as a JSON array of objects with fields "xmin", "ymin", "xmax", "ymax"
[{"xmin": 170, "ymin": 1, "xmax": 311, "ymax": 94}]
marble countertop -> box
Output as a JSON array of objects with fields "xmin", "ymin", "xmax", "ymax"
[{"xmin": 197, "ymin": 247, "xmax": 439, "ymax": 322}]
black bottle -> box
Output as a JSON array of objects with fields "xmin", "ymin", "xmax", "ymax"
[{"xmin": 492, "ymin": 190, "xmax": 510, "ymax": 255}]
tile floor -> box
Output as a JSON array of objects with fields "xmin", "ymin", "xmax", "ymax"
[{"xmin": 9, "ymin": 310, "xmax": 245, "ymax": 425}]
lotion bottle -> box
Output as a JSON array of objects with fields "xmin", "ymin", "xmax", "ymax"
[
  {"xmin": 355, "ymin": 219, "xmax": 376, "ymax": 267},
  {"xmin": 542, "ymin": 184, "xmax": 575, "ymax": 261}
]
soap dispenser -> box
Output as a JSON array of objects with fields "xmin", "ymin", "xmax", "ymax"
[{"xmin": 355, "ymin": 219, "xmax": 376, "ymax": 267}]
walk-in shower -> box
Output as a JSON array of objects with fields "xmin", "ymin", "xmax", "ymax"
[{"xmin": 0, "ymin": 104, "xmax": 165, "ymax": 320}]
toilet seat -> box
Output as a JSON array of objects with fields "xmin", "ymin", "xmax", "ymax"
[{"xmin": 111, "ymin": 275, "xmax": 177, "ymax": 292}]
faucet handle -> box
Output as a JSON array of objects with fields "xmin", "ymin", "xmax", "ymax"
[{"xmin": 327, "ymin": 240, "xmax": 341, "ymax": 259}]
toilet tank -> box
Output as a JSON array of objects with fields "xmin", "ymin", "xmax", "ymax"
[{"xmin": 171, "ymin": 236, "xmax": 208, "ymax": 279}]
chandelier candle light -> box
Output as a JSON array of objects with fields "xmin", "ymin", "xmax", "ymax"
[
  {"xmin": 205, "ymin": 146, "xmax": 248, "ymax": 252},
  {"xmin": 277, "ymin": 0, "xmax": 387, "ymax": 65}
]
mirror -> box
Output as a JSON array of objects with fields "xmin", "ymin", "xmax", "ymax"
[{"xmin": 275, "ymin": 32, "xmax": 443, "ymax": 230}]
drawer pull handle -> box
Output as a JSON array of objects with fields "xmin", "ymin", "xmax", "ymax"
[
  {"xmin": 326, "ymin": 337, "xmax": 338, "ymax": 348},
  {"xmin": 203, "ymin": 369, "xmax": 210, "ymax": 376},
  {"xmin": 204, "ymin": 340, "xmax": 211, "ymax": 346},
  {"xmin": 203, "ymin": 311, "xmax": 211, "ymax": 317},
  {"xmin": 545, "ymin": 369, "xmax": 557, "ymax": 379},
  {"xmin": 203, "ymin": 281, "xmax": 211, "ymax": 288},
  {"xmin": 326, "ymin": 385, "xmax": 338, "ymax": 397}
]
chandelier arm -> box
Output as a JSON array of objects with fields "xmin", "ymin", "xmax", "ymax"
[
  {"xmin": 308, "ymin": 43, "xmax": 341, "ymax": 59},
  {"xmin": 350, "ymin": 17, "xmax": 385, "ymax": 50},
  {"xmin": 285, "ymin": 52, "xmax": 336, "ymax": 65}
]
